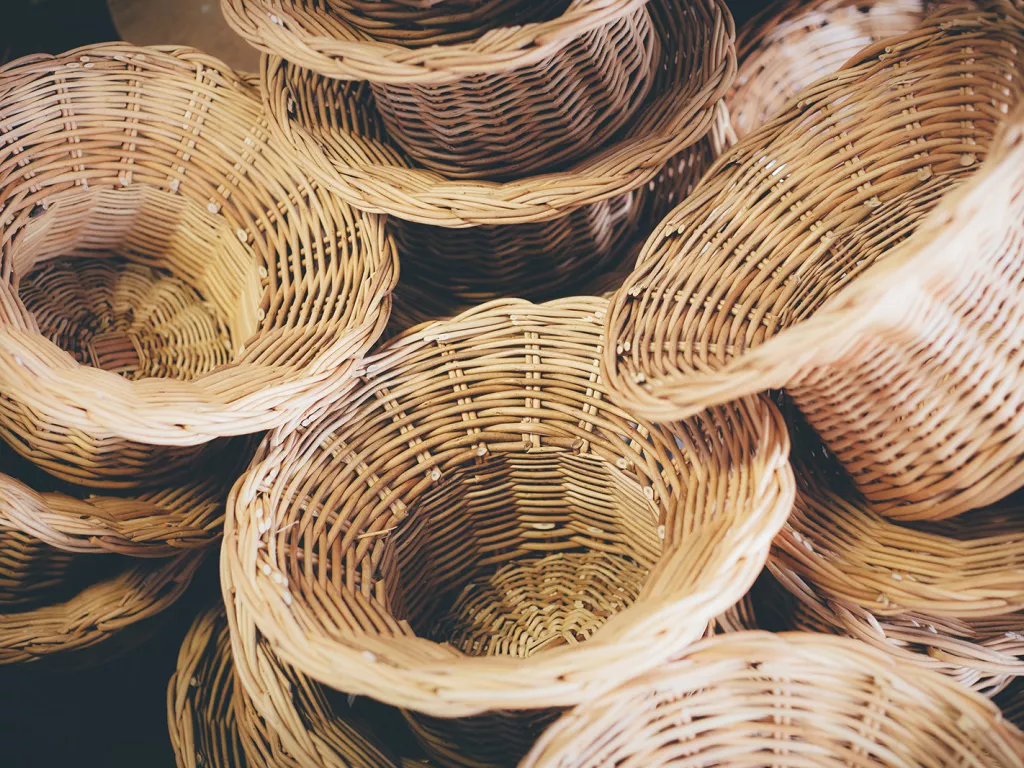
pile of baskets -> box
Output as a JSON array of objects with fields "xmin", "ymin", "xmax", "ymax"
[{"xmin": 3, "ymin": 0, "xmax": 1024, "ymax": 765}]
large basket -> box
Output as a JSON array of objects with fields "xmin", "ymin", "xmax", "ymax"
[
  {"xmin": 0, "ymin": 45, "xmax": 397, "ymax": 486},
  {"xmin": 225, "ymin": 0, "xmax": 661, "ymax": 179},
  {"xmin": 520, "ymin": 632, "xmax": 1024, "ymax": 767},
  {"xmin": 224, "ymin": 297, "xmax": 793, "ymax": 734},
  {"xmin": 727, "ymin": 0, "xmax": 928, "ymax": 138},
  {"xmin": 604, "ymin": 3, "xmax": 1024, "ymax": 520}
]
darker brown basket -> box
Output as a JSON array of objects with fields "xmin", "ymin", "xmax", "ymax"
[
  {"xmin": 604, "ymin": 2, "xmax": 1024, "ymax": 520},
  {"xmin": 225, "ymin": 0, "xmax": 660, "ymax": 179},
  {"xmin": 0, "ymin": 44, "xmax": 396, "ymax": 487},
  {"xmin": 520, "ymin": 632, "xmax": 1024, "ymax": 767},
  {"xmin": 727, "ymin": 0, "xmax": 929, "ymax": 138},
  {"xmin": 224, "ymin": 296, "xmax": 793, "ymax": 764}
]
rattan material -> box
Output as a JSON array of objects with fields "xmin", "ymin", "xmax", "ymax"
[
  {"xmin": 168, "ymin": 606, "xmax": 248, "ymax": 768},
  {"xmin": 224, "ymin": 296, "xmax": 794, "ymax": 724},
  {"xmin": 0, "ymin": 44, "xmax": 397, "ymax": 486},
  {"xmin": 258, "ymin": 0, "xmax": 734, "ymax": 228},
  {"xmin": 728, "ymin": 0, "xmax": 929, "ymax": 138},
  {"xmin": 228, "ymin": 0, "xmax": 661, "ymax": 179},
  {"xmin": 0, "ymin": 549, "xmax": 202, "ymax": 663},
  {"xmin": 768, "ymin": 565, "xmax": 1024, "ymax": 696},
  {"xmin": 604, "ymin": 3, "xmax": 1024, "ymax": 520},
  {"xmin": 520, "ymin": 632, "xmax": 1024, "ymax": 767}
]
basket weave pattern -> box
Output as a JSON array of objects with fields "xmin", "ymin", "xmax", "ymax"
[{"xmin": 604, "ymin": 3, "xmax": 1024, "ymax": 519}]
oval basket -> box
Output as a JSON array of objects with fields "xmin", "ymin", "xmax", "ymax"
[
  {"xmin": 520, "ymin": 632, "xmax": 1024, "ymax": 767},
  {"xmin": 0, "ymin": 44, "xmax": 397, "ymax": 486},
  {"xmin": 224, "ymin": 297, "xmax": 794, "ymax": 737},
  {"xmin": 728, "ymin": 0, "xmax": 929, "ymax": 138},
  {"xmin": 234, "ymin": 0, "xmax": 659, "ymax": 179},
  {"xmin": 604, "ymin": 3, "xmax": 1024, "ymax": 520}
]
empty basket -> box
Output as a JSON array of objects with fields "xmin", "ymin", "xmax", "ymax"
[
  {"xmin": 0, "ymin": 44, "xmax": 397, "ymax": 486},
  {"xmin": 604, "ymin": 3, "xmax": 1024, "ymax": 519}
]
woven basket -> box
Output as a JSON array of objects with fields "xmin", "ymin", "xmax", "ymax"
[
  {"xmin": 227, "ymin": 0, "xmax": 663, "ymax": 179},
  {"xmin": 0, "ymin": 44, "xmax": 397, "ymax": 486},
  {"xmin": 604, "ymin": 3, "xmax": 1024, "ymax": 520},
  {"xmin": 520, "ymin": 632, "xmax": 1024, "ymax": 767},
  {"xmin": 225, "ymin": 297, "xmax": 793, "ymax": 733},
  {"xmin": 728, "ymin": 0, "xmax": 928, "ymax": 138},
  {"xmin": 767, "ymin": 565, "xmax": 1024, "ymax": 696}
]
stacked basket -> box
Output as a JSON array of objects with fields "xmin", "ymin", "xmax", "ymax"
[{"xmin": 0, "ymin": 45, "xmax": 397, "ymax": 664}]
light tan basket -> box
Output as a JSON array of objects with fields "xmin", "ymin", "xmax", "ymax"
[
  {"xmin": 226, "ymin": 0, "xmax": 662, "ymax": 179},
  {"xmin": 728, "ymin": 0, "xmax": 929, "ymax": 138},
  {"xmin": 224, "ymin": 297, "xmax": 793, "ymax": 742},
  {"xmin": 0, "ymin": 44, "xmax": 397, "ymax": 486},
  {"xmin": 604, "ymin": 3, "xmax": 1024, "ymax": 519},
  {"xmin": 520, "ymin": 632, "xmax": 1024, "ymax": 767}
]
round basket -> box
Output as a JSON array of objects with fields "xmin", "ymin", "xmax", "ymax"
[
  {"xmin": 767, "ymin": 565, "xmax": 1024, "ymax": 696},
  {"xmin": 0, "ymin": 44, "xmax": 397, "ymax": 486},
  {"xmin": 263, "ymin": 51, "xmax": 729, "ymax": 321},
  {"xmin": 519, "ymin": 632, "xmax": 1024, "ymax": 767},
  {"xmin": 224, "ymin": 296, "xmax": 794, "ymax": 732},
  {"xmin": 604, "ymin": 3, "xmax": 1024, "ymax": 520},
  {"xmin": 226, "ymin": 0, "xmax": 663, "ymax": 179},
  {"xmin": 728, "ymin": 0, "xmax": 928, "ymax": 138}
]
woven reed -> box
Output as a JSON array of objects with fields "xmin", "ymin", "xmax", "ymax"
[
  {"xmin": 728, "ymin": 0, "xmax": 929, "ymax": 138},
  {"xmin": 767, "ymin": 565, "xmax": 1024, "ymax": 696},
  {"xmin": 224, "ymin": 296, "xmax": 794, "ymax": 725},
  {"xmin": 258, "ymin": 0, "xmax": 734, "ymax": 228},
  {"xmin": 0, "ymin": 44, "xmax": 397, "ymax": 485},
  {"xmin": 168, "ymin": 606, "xmax": 248, "ymax": 768},
  {"xmin": 0, "ymin": 549, "xmax": 202, "ymax": 664},
  {"xmin": 604, "ymin": 3, "xmax": 1024, "ymax": 519},
  {"xmin": 520, "ymin": 632, "xmax": 1024, "ymax": 767}
]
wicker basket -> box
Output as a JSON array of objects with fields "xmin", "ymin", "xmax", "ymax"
[
  {"xmin": 0, "ymin": 44, "xmax": 397, "ymax": 486},
  {"xmin": 520, "ymin": 632, "xmax": 1024, "ymax": 767},
  {"xmin": 604, "ymin": 3, "xmax": 1024, "ymax": 520},
  {"xmin": 728, "ymin": 0, "xmax": 929, "ymax": 138},
  {"xmin": 767, "ymin": 565, "xmax": 1024, "ymax": 696},
  {"xmin": 226, "ymin": 0, "xmax": 662, "ymax": 179},
  {"xmin": 224, "ymin": 298, "xmax": 793, "ymax": 735}
]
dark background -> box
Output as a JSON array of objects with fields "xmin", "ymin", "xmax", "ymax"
[{"xmin": 0, "ymin": 0, "xmax": 768, "ymax": 766}]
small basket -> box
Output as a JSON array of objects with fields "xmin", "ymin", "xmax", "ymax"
[
  {"xmin": 767, "ymin": 566, "xmax": 1024, "ymax": 696},
  {"xmin": 727, "ymin": 0, "xmax": 928, "ymax": 138},
  {"xmin": 520, "ymin": 632, "xmax": 1024, "ymax": 767},
  {"xmin": 0, "ymin": 44, "xmax": 397, "ymax": 486},
  {"xmin": 226, "ymin": 0, "xmax": 662, "ymax": 179},
  {"xmin": 604, "ymin": 3, "xmax": 1024, "ymax": 519},
  {"xmin": 224, "ymin": 298, "xmax": 793, "ymax": 753}
]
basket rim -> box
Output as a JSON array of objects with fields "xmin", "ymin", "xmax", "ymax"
[
  {"xmin": 0, "ymin": 44, "xmax": 397, "ymax": 446},
  {"xmin": 222, "ymin": 0, "xmax": 653, "ymax": 83},
  {"xmin": 259, "ymin": 0, "xmax": 737, "ymax": 228},
  {"xmin": 519, "ymin": 630, "xmax": 1024, "ymax": 767},
  {"xmin": 603, "ymin": 9, "xmax": 1024, "ymax": 424},
  {"xmin": 0, "ymin": 549, "xmax": 203, "ymax": 663},
  {"xmin": 223, "ymin": 296, "xmax": 795, "ymax": 717}
]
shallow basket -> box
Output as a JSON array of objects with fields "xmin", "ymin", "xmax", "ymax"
[
  {"xmin": 604, "ymin": 3, "xmax": 1024, "ymax": 520},
  {"xmin": 727, "ymin": 0, "xmax": 929, "ymax": 138},
  {"xmin": 224, "ymin": 297, "xmax": 793, "ymax": 756},
  {"xmin": 519, "ymin": 632, "xmax": 1024, "ymax": 767},
  {"xmin": 226, "ymin": 0, "xmax": 661, "ymax": 179},
  {"xmin": 0, "ymin": 44, "xmax": 397, "ymax": 486}
]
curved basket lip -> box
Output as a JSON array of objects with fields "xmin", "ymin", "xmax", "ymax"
[
  {"xmin": 222, "ymin": 0, "xmax": 653, "ymax": 83},
  {"xmin": 0, "ymin": 44, "xmax": 398, "ymax": 446},
  {"xmin": 223, "ymin": 296, "xmax": 795, "ymax": 717},
  {"xmin": 0, "ymin": 549, "xmax": 203, "ymax": 664},
  {"xmin": 260, "ymin": 0, "xmax": 737, "ymax": 228},
  {"xmin": 603, "ymin": 93, "xmax": 1024, "ymax": 423},
  {"xmin": 519, "ymin": 630, "xmax": 1024, "ymax": 767},
  {"xmin": 776, "ymin": 433, "xmax": 1024, "ymax": 618}
]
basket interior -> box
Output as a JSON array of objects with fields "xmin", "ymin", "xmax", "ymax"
[{"xmin": 11, "ymin": 186, "xmax": 263, "ymax": 381}]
